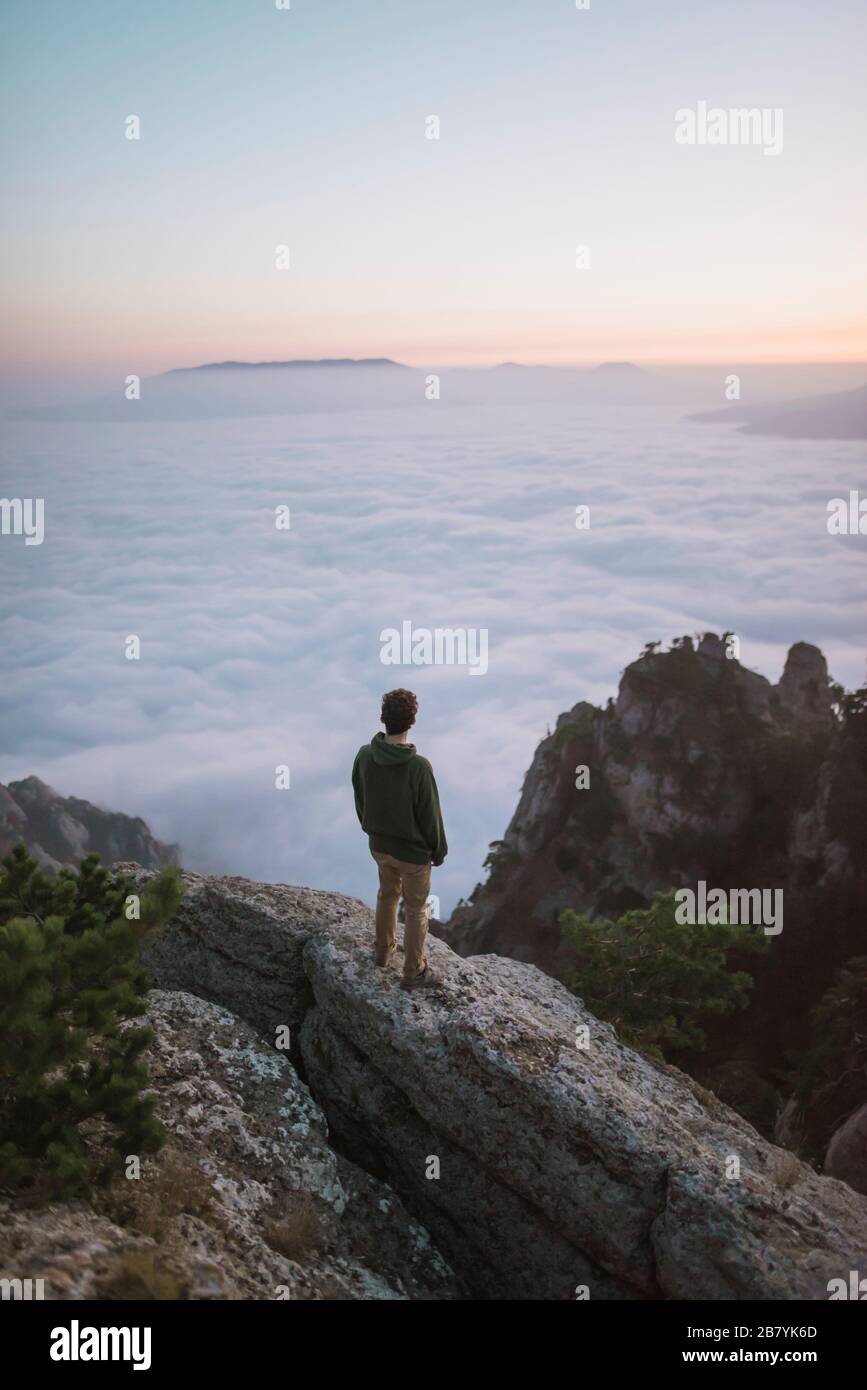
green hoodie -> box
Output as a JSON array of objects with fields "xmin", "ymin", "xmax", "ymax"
[{"xmin": 352, "ymin": 734, "xmax": 448, "ymax": 866}]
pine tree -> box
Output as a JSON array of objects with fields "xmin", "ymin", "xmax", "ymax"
[
  {"xmin": 0, "ymin": 845, "xmax": 183, "ymax": 1197},
  {"xmin": 560, "ymin": 890, "xmax": 767, "ymax": 1059}
]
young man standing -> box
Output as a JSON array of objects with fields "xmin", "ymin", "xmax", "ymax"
[{"xmin": 352, "ymin": 689, "xmax": 448, "ymax": 990}]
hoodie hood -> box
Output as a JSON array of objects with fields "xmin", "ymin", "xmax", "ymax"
[{"xmin": 369, "ymin": 731, "xmax": 417, "ymax": 766}]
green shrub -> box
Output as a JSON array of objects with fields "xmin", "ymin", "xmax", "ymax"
[
  {"xmin": 0, "ymin": 845, "xmax": 183, "ymax": 1197},
  {"xmin": 560, "ymin": 890, "xmax": 767, "ymax": 1058}
]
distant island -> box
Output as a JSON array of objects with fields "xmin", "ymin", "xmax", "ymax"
[
  {"xmin": 172, "ymin": 358, "xmax": 645, "ymax": 375},
  {"xmin": 591, "ymin": 361, "xmax": 642, "ymax": 372},
  {"xmin": 693, "ymin": 382, "xmax": 867, "ymax": 440}
]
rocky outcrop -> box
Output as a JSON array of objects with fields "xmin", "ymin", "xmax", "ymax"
[
  {"xmin": 0, "ymin": 988, "xmax": 457, "ymax": 1300},
  {"xmin": 433, "ymin": 638, "xmax": 867, "ymax": 1154},
  {"xmin": 0, "ymin": 776, "xmax": 178, "ymax": 873},
  {"xmin": 133, "ymin": 869, "xmax": 867, "ymax": 1300},
  {"xmin": 437, "ymin": 638, "xmax": 847, "ymax": 978},
  {"xmin": 825, "ymin": 1105, "xmax": 867, "ymax": 1199},
  {"xmin": 777, "ymin": 642, "xmax": 838, "ymax": 727}
]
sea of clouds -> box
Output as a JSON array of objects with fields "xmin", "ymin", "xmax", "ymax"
[{"xmin": 2, "ymin": 393, "xmax": 865, "ymax": 916}]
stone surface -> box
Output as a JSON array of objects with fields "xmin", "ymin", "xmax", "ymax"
[
  {"xmin": 825, "ymin": 1104, "xmax": 867, "ymax": 1198},
  {"xmin": 0, "ymin": 1200, "xmax": 196, "ymax": 1301},
  {"xmin": 0, "ymin": 989, "xmax": 457, "ymax": 1300},
  {"xmin": 138, "ymin": 871, "xmax": 345, "ymax": 1042},
  {"xmin": 132, "ymin": 869, "xmax": 867, "ymax": 1300}
]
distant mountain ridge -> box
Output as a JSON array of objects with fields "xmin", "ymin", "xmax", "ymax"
[
  {"xmin": 0, "ymin": 776, "xmax": 178, "ymax": 873},
  {"xmin": 15, "ymin": 357, "xmax": 694, "ymax": 421},
  {"xmin": 167, "ymin": 357, "xmax": 406, "ymax": 373},
  {"xmin": 15, "ymin": 359, "xmax": 865, "ymax": 426}
]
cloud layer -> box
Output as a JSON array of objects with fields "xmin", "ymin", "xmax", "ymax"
[{"xmin": 2, "ymin": 396, "xmax": 865, "ymax": 915}]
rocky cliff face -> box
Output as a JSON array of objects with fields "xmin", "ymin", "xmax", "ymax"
[
  {"xmin": 438, "ymin": 636, "xmax": 855, "ymax": 977},
  {"xmin": 434, "ymin": 637, "xmax": 867, "ymax": 1155},
  {"xmin": 0, "ymin": 776, "xmax": 178, "ymax": 873},
  {"xmin": 444, "ymin": 636, "xmax": 861, "ymax": 1050},
  {"xmin": 94, "ymin": 868, "xmax": 867, "ymax": 1299}
]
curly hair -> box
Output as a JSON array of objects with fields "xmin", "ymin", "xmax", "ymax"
[{"xmin": 381, "ymin": 688, "xmax": 418, "ymax": 736}]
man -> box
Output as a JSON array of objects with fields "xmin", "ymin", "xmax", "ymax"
[{"xmin": 352, "ymin": 688, "xmax": 447, "ymax": 990}]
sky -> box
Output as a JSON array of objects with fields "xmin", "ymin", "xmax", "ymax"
[
  {"xmin": 1, "ymin": 0, "xmax": 866, "ymax": 381},
  {"xmin": 1, "ymin": 6, "xmax": 865, "ymax": 910}
]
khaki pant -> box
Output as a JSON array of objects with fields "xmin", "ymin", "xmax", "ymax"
[{"xmin": 372, "ymin": 850, "xmax": 431, "ymax": 981}]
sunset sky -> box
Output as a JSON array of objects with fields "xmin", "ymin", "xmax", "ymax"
[{"xmin": 2, "ymin": 0, "xmax": 866, "ymax": 376}]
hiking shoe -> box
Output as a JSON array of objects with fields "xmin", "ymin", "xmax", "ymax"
[
  {"xmin": 374, "ymin": 945, "xmax": 395, "ymax": 968},
  {"xmin": 401, "ymin": 964, "xmax": 441, "ymax": 991}
]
